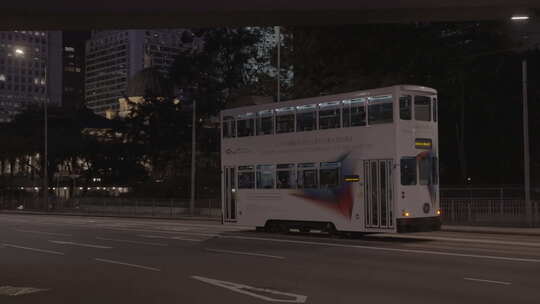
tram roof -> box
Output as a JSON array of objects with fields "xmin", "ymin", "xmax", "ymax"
[{"xmin": 221, "ymin": 85, "xmax": 437, "ymax": 117}]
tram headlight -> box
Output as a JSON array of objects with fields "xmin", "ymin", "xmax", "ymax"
[
  {"xmin": 402, "ymin": 210, "xmax": 411, "ymax": 217},
  {"xmin": 436, "ymin": 209, "xmax": 441, "ymax": 216}
]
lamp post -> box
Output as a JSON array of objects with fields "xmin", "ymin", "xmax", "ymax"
[
  {"xmin": 512, "ymin": 14, "xmax": 533, "ymax": 226},
  {"xmin": 190, "ymin": 99, "xmax": 196, "ymax": 215},
  {"xmin": 15, "ymin": 46, "xmax": 48, "ymax": 210},
  {"xmin": 43, "ymin": 64, "xmax": 48, "ymax": 210},
  {"xmin": 522, "ymin": 58, "xmax": 532, "ymax": 226}
]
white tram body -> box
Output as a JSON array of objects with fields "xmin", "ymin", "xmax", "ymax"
[{"xmin": 220, "ymin": 85, "xmax": 440, "ymax": 233}]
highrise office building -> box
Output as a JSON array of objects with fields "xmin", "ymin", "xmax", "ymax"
[
  {"xmin": 85, "ymin": 30, "xmax": 194, "ymax": 116},
  {"xmin": 63, "ymin": 31, "xmax": 90, "ymax": 111},
  {"xmin": 0, "ymin": 30, "xmax": 63, "ymax": 123}
]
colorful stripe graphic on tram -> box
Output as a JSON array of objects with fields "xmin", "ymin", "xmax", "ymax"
[{"xmin": 292, "ymin": 153, "xmax": 354, "ymax": 220}]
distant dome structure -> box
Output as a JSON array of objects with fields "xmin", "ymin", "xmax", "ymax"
[
  {"xmin": 107, "ymin": 67, "xmax": 179, "ymax": 119},
  {"xmin": 126, "ymin": 67, "xmax": 174, "ymax": 98}
]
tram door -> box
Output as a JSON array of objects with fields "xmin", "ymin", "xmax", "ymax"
[
  {"xmin": 223, "ymin": 167, "xmax": 237, "ymax": 222},
  {"xmin": 363, "ymin": 160, "xmax": 394, "ymax": 229}
]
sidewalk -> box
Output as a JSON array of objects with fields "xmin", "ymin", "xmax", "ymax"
[
  {"xmin": 0, "ymin": 210, "xmax": 221, "ymax": 222},
  {"xmin": 442, "ymin": 225, "xmax": 540, "ymax": 236}
]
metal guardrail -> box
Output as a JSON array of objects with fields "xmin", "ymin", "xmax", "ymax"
[
  {"xmin": 0, "ymin": 197, "xmax": 222, "ymax": 218},
  {"xmin": 2, "ymin": 187, "xmax": 540, "ymax": 227},
  {"xmin": 440, "ymin": 199, "xmax": 540, "ymax": 227}
]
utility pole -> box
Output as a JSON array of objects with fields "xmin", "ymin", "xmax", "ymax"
[
  {"xmin": 522, "ymin": 59, "xmax": 532, "ymax": 227},
  {"xmin": 43, "ymin": 64, "xmax": 48, "ymax": 210},
  {"xmin": 190, "ymin": 99, "xmax": 196, "ymax": 215}
]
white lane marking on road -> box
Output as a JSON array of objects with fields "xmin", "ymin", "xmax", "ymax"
[
  {"xmin": 96, "ymin": 237, "xmax": 168, "ymax": 247},
  {"xmin": 14, "ymin": 229, "xmax": 72, "ymax": 237},
  {"xmin": 464, "ymin": 277, "xmax": 512, "ymax": 285},
  {"xmin": 206, "ymin": 248, "xmax": 285, "ymax": 260},
  {"xmin": 94, "ymin": 258, "xmax": 161, "ymax": 272},
  {"xmin": 372, "ymin": 233, "xmax": 540, "ymax": 248},
  {"xmin": 191, "ymin": 276, "xmax": 307, "ymax": 303},
  {"xmin": 110, "ymin": 227, "xmax": 219, "ymax": 237},
  {"xmin": 220, "ymin": 235, "xmax": 540, "ymax": 264},
  {"xmin": 138, "ymin": 234, "xmax": 203, "ymax": 242},
  {"xmin": 0, "ymin": 286, "xmax": 49, "ymax": 296},
  {"xmin": 49, "ymin": 240, "xmax": 112, "ymax": 249},
  {"xmin": 2, "ymin": 243, "xmax": 65, "ymax": 255}
]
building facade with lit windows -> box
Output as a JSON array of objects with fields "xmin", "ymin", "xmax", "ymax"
[
  {"xmin": 0, "ymin": 30, "xmax": 63, "ymax": 122},
  {"xmin": 85, "ymin": 30, "xmax": 195, "ymax": 116},
  {"xmin": 63, "ymin": 31, "xmax": 90, "ymax": 111}
]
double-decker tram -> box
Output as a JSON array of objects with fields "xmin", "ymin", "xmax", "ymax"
[{"xmin": 220, "ymin": 85, "xmax": 440, "ymax": 233}]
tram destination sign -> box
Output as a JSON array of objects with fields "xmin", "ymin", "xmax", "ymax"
[
  {"xmin": 344, "ymin": 175, "xmax": 360, "ymax": 182},
  {"xmin": 415, "ymin": 138, "xmax": 432, "ymax": 149}
]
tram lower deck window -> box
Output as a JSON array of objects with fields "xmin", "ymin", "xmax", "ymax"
[
  {"xmin": 400, "ymin": 157, "xmax": 417, "ymax": 185},
  {"xmin": 277, "ymin": 164, "xmax": 296, "ymax": 189},
  {"xmin": 418, "ymin": 157, "xmax": 432, "ymax": 185},
  {"xmin": 432, "ymin": 156, "xmax": 439, "ymax": 185},
  {"xmin": 238, "ymin": 166, "xmax": 255, "ymax": 189},
  {"xmin": 298, "ymin": 163, "xmax": 318, "ymax": 188},
  {"xmin": 320, "ymin": 162, "xmax": 341, "ymax": 188},
  {"xmin": 256, "ymin": 165, "xmax": 275, "ymax": 189}
]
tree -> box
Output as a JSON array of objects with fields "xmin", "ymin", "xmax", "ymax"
[
  {"xmin": 170, "ymin": 27, "xmax": 265, "ymax": 117},
  {"xmin": 288, "ymin": 22, "xmax": 525, "ymax": 185},
  {"xmin": 116, "ymin": 94, "xmax": 192, "ymax": 183}
]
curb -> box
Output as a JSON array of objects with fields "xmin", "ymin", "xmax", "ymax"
[
  {"xmin": 442, "ymin": 225, "xmax": 540, "ymax": 237},
  {"xmin": 0, "ymin": 210, "xmax": 221, "ymax": 222}
]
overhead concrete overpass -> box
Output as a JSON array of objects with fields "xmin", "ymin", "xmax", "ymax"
[{"xmin": 0, "ymin": 1, "xmax": 539, "ymax": 29}]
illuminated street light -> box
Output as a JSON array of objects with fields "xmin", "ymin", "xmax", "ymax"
[
  {"xmin": 14, "ymin": 48, "xmax": 24, "ymax": 56},
  {"xmin": 511, "ymin": 15, "xmax": 533, "ymax": 226}
]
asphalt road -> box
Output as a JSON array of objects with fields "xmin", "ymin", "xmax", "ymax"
[{"xmin": 1, "ymin": 214, "xmax": 539, "ymax": 303}]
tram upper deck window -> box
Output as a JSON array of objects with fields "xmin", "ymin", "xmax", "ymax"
[
  {"xmin": 368, "ymin": 95, "xmax": 393, "ymax": 124},
  {"xmin": 296, "ymin": 104, "xmax": 317, "ymax": 132},
  {"xmin": 318, "ymin": 101, "xmax": 341, "ymax": 129},
  {"xmin": 223, "ymin": 116, "xmax": 235, "ymax": 138},
  {"xmin": 276, "ymin": 164, "xmax": 296, "ymax": 189},
  {"xmin": 237, "ymin": 113, "xmax": 255, "ymax": 137},
  {"xmin": 275, "ymin": 107, "xmax": 295, "ymax": 134},
  {"xmin": 399, "ymin": 95, "xmax": 412, "ymax": 120},
  {"xmin": 400, "ymin": 157, "xmax": 417, "ymax": 185},
  {"xmin": 298, "ymin": 163, "xmax": 318, "ymax": 189},
  {"xmin": 433, "ymin": 97, "xmax": 438, "ymax": 122},
  {"xmin": 343, "ymin": 98, "xmax": 366, "ymax": 127},
  {"xmin": 320, "ymin": 162, "xmax": 341, "ymax": 188},
  {"xmin": 256, "ymin": 164, "xmax": 275, "ymax": 189},
  {"xmin": 238, "ymin": 165, "xmax": 255, "ymax": 189},
  {"xmin": 257, "ymin": 110, "xmax": 274, "ymax": 135},
  {"xmin": 415, "ymin": 96, "xmax": 431, "ymax": 121}
]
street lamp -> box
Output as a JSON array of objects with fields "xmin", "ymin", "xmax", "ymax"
[
  {"xmin": 511, "ymin": 15, "xmax": 530, "ymax": 21},
  {"xmin": 190, "ymin": 98, "xmax": 196, "ymax": 215},
  {"xmin": 511, "ymin": 15, "xmax": 533, "ymax": 227},
  {"xmin": 14, "ymin": 45, "xmax": 48, "ymax": 210}
]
